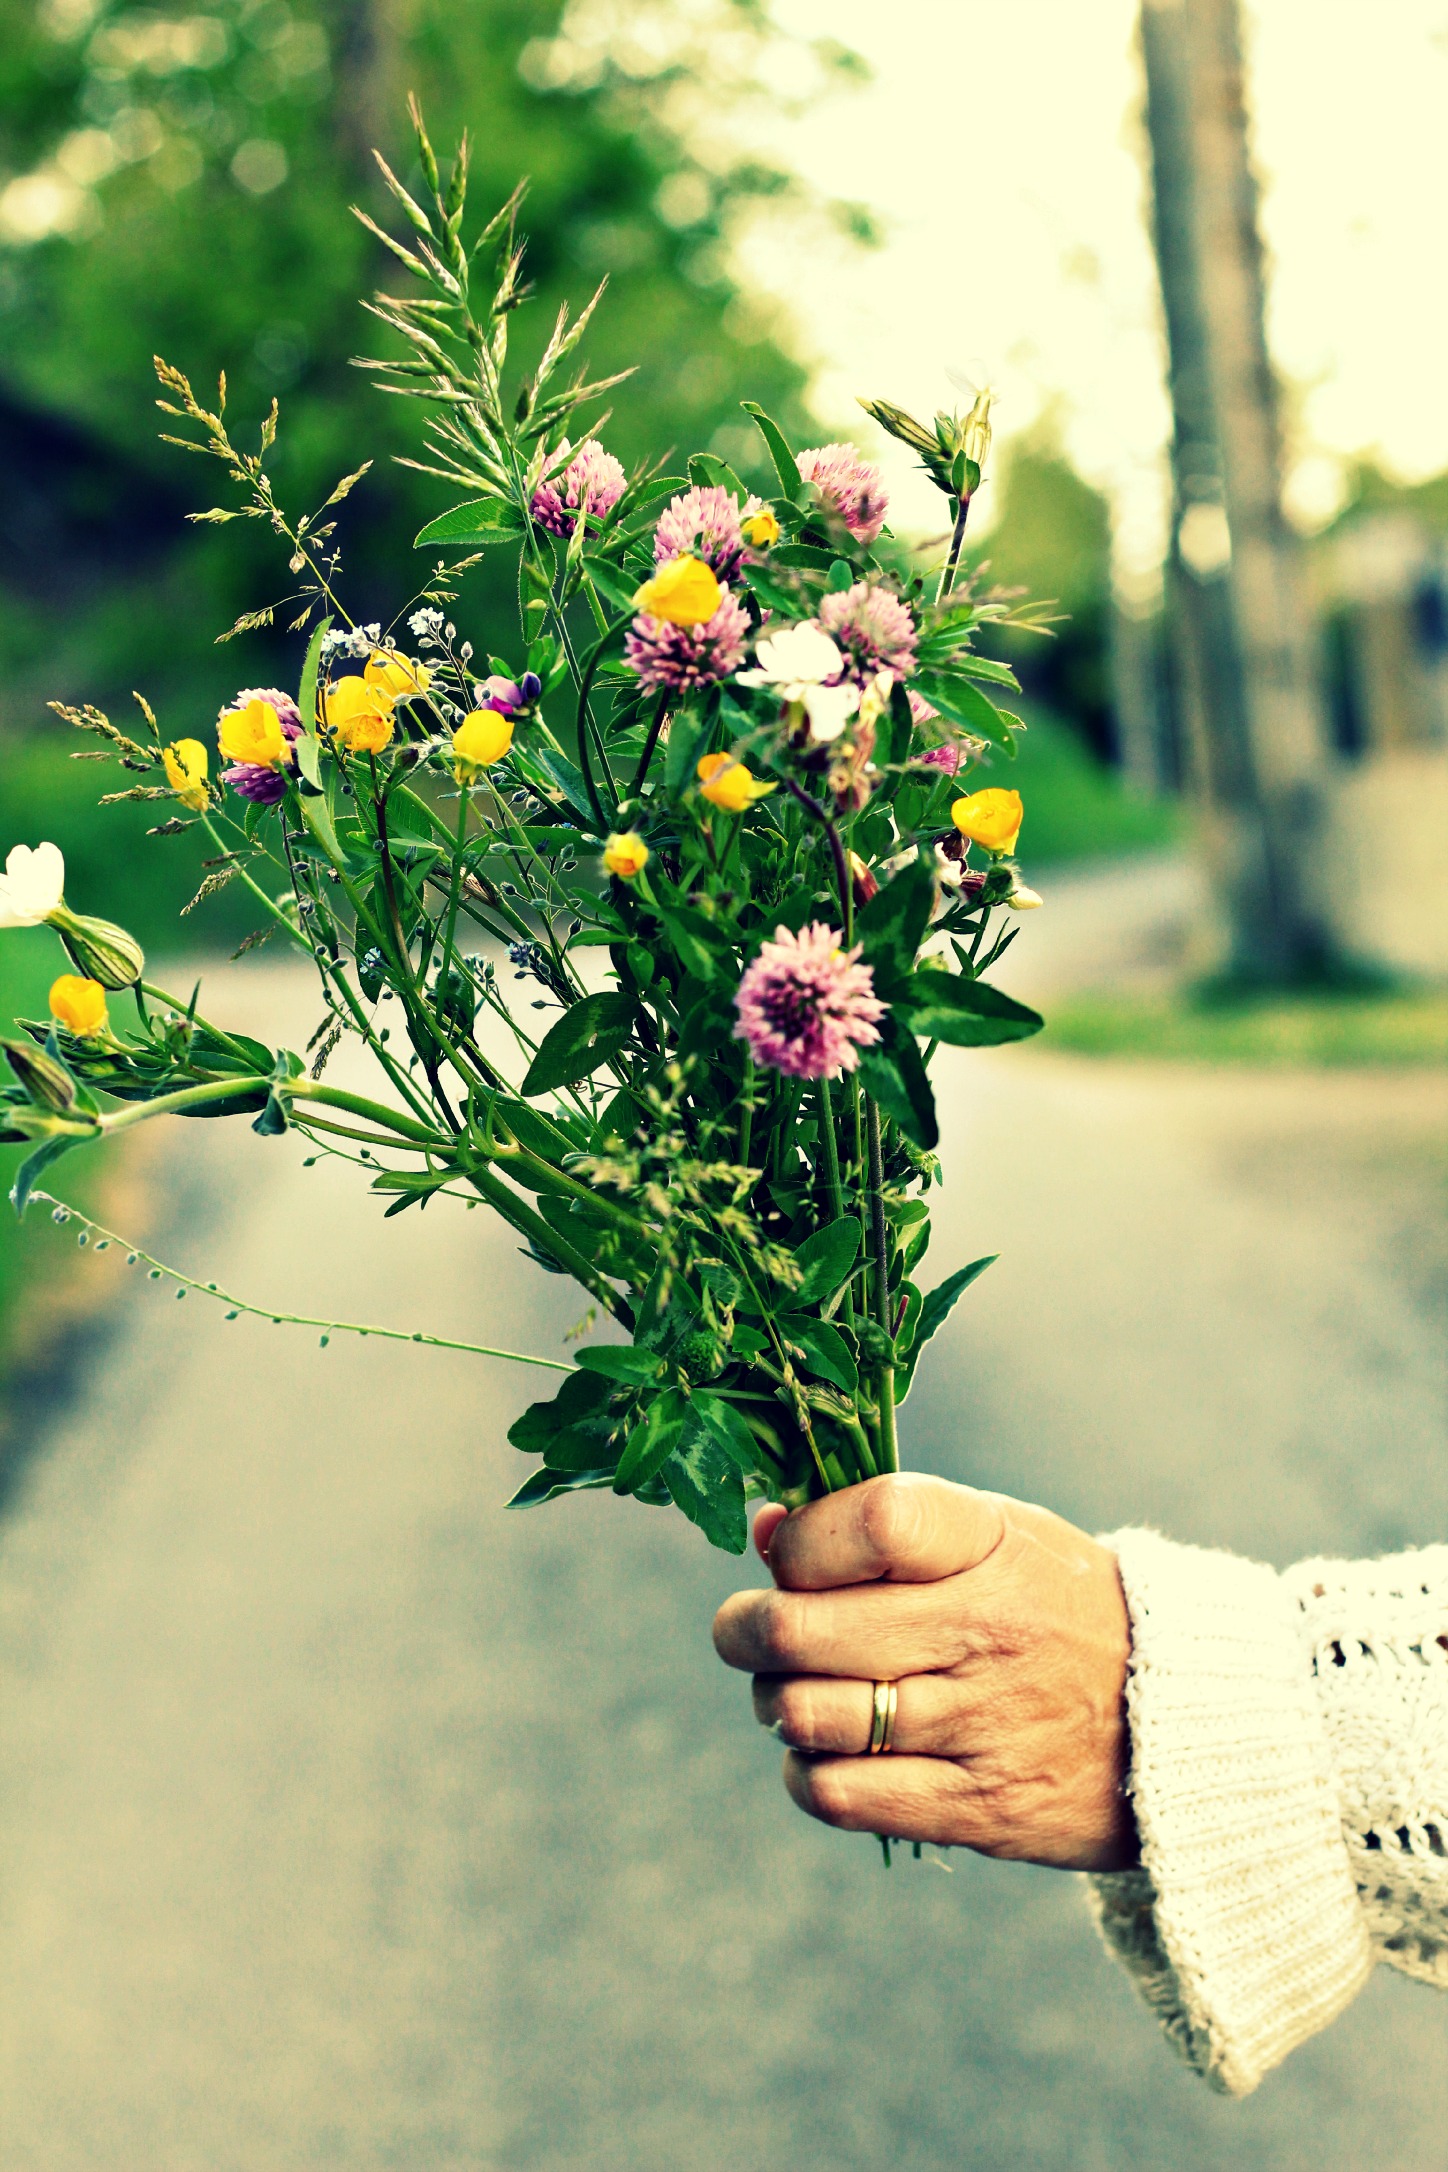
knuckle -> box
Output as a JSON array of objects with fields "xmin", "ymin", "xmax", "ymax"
[
  {"xmin": 859, "ymin": 1474, "xmax": 931, "ymax": 1570},
  {"xmin": 799, "ymin": 1758, "xmax": 854, "ymax": 1826},
  {"xmin": 775, "ymin": 1680, "xmax": 822, "ymax": 1750},
  {"xmin": 756, "ymin": 1590, "xmax": 808, "ymax": 1671}
]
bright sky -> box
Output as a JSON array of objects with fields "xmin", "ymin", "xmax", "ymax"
[{"xmin": 737, "ymin": 0, "xmax": 1448, "ymax": 576}]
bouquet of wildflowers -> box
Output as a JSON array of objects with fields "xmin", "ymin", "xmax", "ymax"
[{"xmin": 2, "ymin": 106, "xmax": 1049, "ymax": 1556}]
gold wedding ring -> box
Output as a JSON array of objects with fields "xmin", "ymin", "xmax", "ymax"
[{"xmin": 868, "ymin": 1679, "xmax": 898, "ymax": 1755}]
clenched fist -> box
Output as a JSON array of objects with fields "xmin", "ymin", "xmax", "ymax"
[{"xmin": 713, "ymin": 1473, "xmax": 1138, "ymax": 1871}]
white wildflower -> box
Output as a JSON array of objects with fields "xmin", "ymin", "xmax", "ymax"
[{"xmin": 0, "ymin": 842, "xmax": 65, "ymax": 928}]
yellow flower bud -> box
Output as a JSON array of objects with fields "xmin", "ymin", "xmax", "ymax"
[
  {"xmin": 162, "ymin": 738, "xmax": 210, "ymax": 811},
  {"xmin": 632, "ymin": 554, "xmax": 723, "ymax": 625},
  {"xmin": 950, "ymin": 787, "xmax": 1023, "ymax": 856},
  {"xmin": 364, "ymin": 650, "xmax": 431, "ymax": 700},
  {"xmin": 741, "ymin": 507, "xmax": 781, "ymax": 549},
  {"xmin": 696, "ymin": 751, "xmax": 774, "ymax": 814},
  {"xmin": 322, "ymin": 676, "xmax": 396, "ymax": 755},
  {"xmin": 49, "ymin": 973, "xmax": 108, "ymax": 1038},
  {"xmin": 217, "ymin": 698, "xmax": 291, "ymax": 770},
  {"xmin": 452, "ymin": 707, "xmax": 514, "ymax": 779},
  {"xmin": 602, "ymin": 831, "xmax": 650, "ymax": 880}
]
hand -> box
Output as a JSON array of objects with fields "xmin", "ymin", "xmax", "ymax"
[{"xmin": 713, "ymin": 1473, "xmax": 1138, "ymax": 1871}]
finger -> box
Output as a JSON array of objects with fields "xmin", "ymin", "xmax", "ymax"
[
  {"xmin": 753, "ymin": 1502, "xmax": 788, "ymax": 1565},
  {"xmin": 752, "ymin": 1672, "xmax": 962, "ymax": 1757},
  {"xmin": 712, "ymin": 1578, "xmax": 976, "ymax": 1680},
  {"xmin": 783, "ymin": 1750, "xmax": 979, "ymax": 1845},
  {"xmin": 767, "ymin": 1474, "xmax": 1005, "ymax": 1593}
]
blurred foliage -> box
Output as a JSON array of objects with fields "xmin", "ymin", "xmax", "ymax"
[
  {"xmin": 991, "ymin": 703, "xmax": 1178, "ymax": 866},
  {"xmin": 972, "ymin": 420, "xmax": 1114, "ymax": 764},
  {"xmin": 0, "ymin": 0, "xmax": 859, "ymax": 943},
  {"xmin": 1047, "ymin": 986, "xmax": 1448, "ymax": 1066}
]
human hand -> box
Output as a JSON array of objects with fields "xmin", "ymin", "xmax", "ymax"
[{"xmin": 713, "ymin": 1474, "xmax": 1138, "ymax": 1871}]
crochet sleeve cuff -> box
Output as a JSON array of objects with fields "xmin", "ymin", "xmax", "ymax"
[{"xmin": 1085, "ymin": 1528, "xmax": 1372, "ymax": 2097}]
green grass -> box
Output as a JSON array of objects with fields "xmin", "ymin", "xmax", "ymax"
[
  {"xmin": 1046, "ymin": 986, "xmax": 1448, "ymax": 1067},
  {"xmin": 994, "ymin": 705, "xmax": 1182, "ymax": 866}
]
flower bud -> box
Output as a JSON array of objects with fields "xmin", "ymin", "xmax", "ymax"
[
  {"xmin": 847, "ymin": 850, "xmax": 879, "ymax": 905},
  {"xmin": 2, "ymin": 1035, "xmax": 77, "ymax": 1113},
  {"xmin": 49, "ymin": 974, "xmax": 108, "ymax": 1038},
  {"xmin": 46, "ymin": 902, "xmax": 145, "ymax": 988},
  {"xmin": 603, "ymin": 832, "xmax": 650, "ymax": 881}
]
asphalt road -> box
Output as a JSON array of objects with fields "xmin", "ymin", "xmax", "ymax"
[{"xmin": 0, "ymin": 937, "xmax": 1444, "ymax": 2170}]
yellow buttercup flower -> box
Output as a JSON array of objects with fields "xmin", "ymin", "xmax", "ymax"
[
  {"xmin": 632, "ymin": 554, "xmax": 722, "ymax": 625},
  {"xmin": 950, "ymin": 787, "xmax": 1023, "ymax": 855},
  {"xmin": 49, "ymin": 973, "xmax": 108, "ymax": 1038},
  {"xmin": 741, "ymin": 507, "xmax": 780, "ymax": 549},
  {"xmin": 452, "ymin": 708, "xmax": 514, "ymax": 779},
  {"xmin": 162, "ymin": 738, "xmax": 209, "ymax": 811},
  {"xmin": 365, "ymin": 650, "xmax": 431, "ymax": 700},
  {"xmin": 603, "ymin": 831, "xmax": 650, "ymax": 880},
  {"xmin": 322, "ymin": 676, "xmax": 396, "ymax": 755},
  {"xmin": 218, "ymin": 698, "xmax": 290, "ymax": 770},
  {"xmin": 697, "ymin": 751, "xmax": 774, "ymax": 815}
]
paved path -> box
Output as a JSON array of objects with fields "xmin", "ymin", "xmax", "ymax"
[{"xmin": 0, "ymin": 947, "xmax": 1444, "ymax": 2169}]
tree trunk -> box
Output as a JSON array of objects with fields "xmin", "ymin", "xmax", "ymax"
[{"xmin": 1138, "ymin": 0, "xmax": 1330, "ymax": 980}]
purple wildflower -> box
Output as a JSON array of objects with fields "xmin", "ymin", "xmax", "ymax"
[
  {"xmin": 814, "ymin": 581, "xmax": 918, "ymax": 686},
  {"xmin": 626, "ymin": 586, "xmax": 750, "ymax": 694},
  {"xmin": 652, "ymin": 485, "xmax": 764, "ymax": 581},
  {"xmin": 530, "ymin": 439, "xmax": 626, "ymax": 538},
  {"xmin": 733, "ymin": 921, "xmax": 886, "ymax": 1081},
  {"xmin": 222, "ymin": 693, "xmax": 303, "ymax": 804},
  {"xmin": 919, "ymin": 743, "xmax": 961, "ymax": 775},
  {"xmin": 796, "ymin": 444, "xmax": 889, "ymax": 545},
  {"xmin": 476, "ymin": 671, "xmax": 543, "ymax": 714},
  {"xmin": 908, "ymin": 689, "xmax": 940, "ymax": 729}
]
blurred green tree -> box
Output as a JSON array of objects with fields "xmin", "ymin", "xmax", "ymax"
[
  {"xmin": 0, "ymin": 0, "xmax": 863, "ymax": 933},
  {"xmin": 974, "ymin": 420, "xmax": 1114, "ymax": 760}
]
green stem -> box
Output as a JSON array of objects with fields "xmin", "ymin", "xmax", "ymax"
[
  {"xmin": 819, "ymin": 1079, "xmax": 854, "ymax": 1328},
  {"xmin": 865, "ymin": 1094, "xmax": 899, "ymax": 1475},
  {"xmin": 630, "ymin": 690, "xmax": 672, "ymax": 796},
  {"xmin": 30, "ymin": 1191, "xmax": 571, "ymax": 1373},
  {"xmin": 936, "ymin": 493, "xmax": 972, "ymax": 604}
]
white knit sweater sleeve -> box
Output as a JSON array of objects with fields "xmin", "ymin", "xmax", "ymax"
[{"xmin": 1084, "ymin": 1530, "xmax": 1448, "ymax": 2096}]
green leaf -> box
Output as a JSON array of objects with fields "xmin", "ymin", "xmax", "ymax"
[
  {"xmin": 691, "ymin": 1392, "xmax": 761, "ymax": 1475},
  {"xmin": 508, "ymin": 1367, "xmax": 612, "ymax": 1454},
  {"xmin": 917, "ymin": 1255, "xmax": 996, "ymax": 1349},
  {"xmin": 688, "ymin": 453, "xmax": 748, "ymax": 499},
  {"xmin": 613, "ymin": 1387, "xmax": 688, "ymax": 1495},
  {"xmin": 9, "ymin": 1134, "xmax": 80, "ymax": 1218},
  {"xmin": 896, "ymin": 1255, "xmax": 998, "ymax": 1404},
  {"xmin": 789, "ymin": 1215, "xmax": 861, "ymax": 1306},
  {"xmin": 857, "ymin": 1018, "xmax": 938, "ymax": 1149},
  {"xmin": 370, "ymin": 1167, "xmax": 453, "ymax": 1217},
  {"xmin": 299, "ymin": 616, "xmax": 334, "ymax": 742},
  {"xmin": 506, "ymin": 1465, "xmax": 616, "ymax": 1510},
  {"xmin": 896, "ymin": 973, "xmax": 1043, "ymax": 1047},
  {"xmin": 415, "ymin": 496, "xmax": 528, "ymax": 548},
  {"xmin": 875, "ymin": 679, "xmax": 915, "ymax": 772},
  {"xmin": 579, "ymin": 556, "xmax": 640, "ymax": 614},
  {"xmin": 741, "ymin": 401, "xmax": 802, "ymax": 500},
  {"xmin": 577, "ymin": 1344, "xmax": 665, "ymax": 1383},
  {"xmin": 855, "ymin": 855, "xmax": 936, "ymax": 999},
  {"xmin": 664, "ymin": 708, "xmax": 709, "ymax": 799},
  {"xmin": 779, "ymin": 1312, "xmax": 857, "ymax": 1393},
  {"xmin": 958, "ymin": 655, "xmax": 1020, "ymax": 689},
  {"xmin": 522, "ymin": 992, "xmax": 636, "ymax": 1096},
  {"xmin": 662, "ymin": 1413, "xmax": 748, "ymax": 1553},
  {"xmin": 913, "ymin": 671, "xmax": 1016, "ymax": 751}
]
